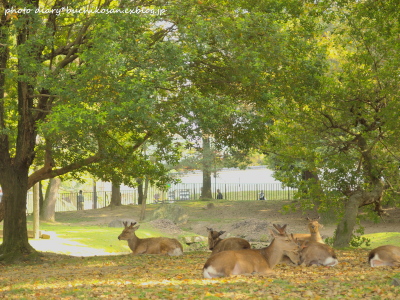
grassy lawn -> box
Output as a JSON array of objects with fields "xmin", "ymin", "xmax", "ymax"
[{"xmin": 0, "ymin": 200, "xmax": 399, "ymax": 298}]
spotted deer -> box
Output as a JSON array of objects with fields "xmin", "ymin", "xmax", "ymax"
[
  {"xmin": 207, "ymin": 227, "xmax": 251, "ymax": 255},
  {"xmin": 368, "ymin": 245, "xmax": 400, "ymax": 267},
  {"xmin": 118, "ymin": 222, "xmax": 183, "ymax": 256},
  {"xmin": 203, "ymin": 228, "xmax": 300, "ymax": 278}
]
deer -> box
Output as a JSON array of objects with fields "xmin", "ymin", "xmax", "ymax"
[
  {"xmin": 273, "ymin": 224, "xmax": 337, "ymax": 266},
  {"xmin": 292, "ymin": 216, "xmax": 325, "ymax": 244},
  {"xmin": 272, "ymin": 224, "xmax": 303, "ymax": 265},
  {"xmin": 368, "ymin": 245, "xmax": 400, "ymax": 267},
  {"xmin": 203, "ymin": 228, "xmax": 300, "ymax": 278},
  {"xmin": 207, "ymin": 227, "xmax": 251, "ymax": 255},
  {"xmin": 299, "ymin": 241, "xmax": 338, "ymax": 266},
  {"xmin": 118, "ymin": 222, "xmax": 183, "ymax": 256}
]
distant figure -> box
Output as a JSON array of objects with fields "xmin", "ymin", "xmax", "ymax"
[
  {"xmin": 259, "ymin": 191, "xmax": 265, "ymax": 200},
  {"xmin": 0, "ymin": 187, "xmax": 2, "ymax": 202},
  {"xmin": 154, "ymin": 193, "xmax": 160, "ymax": 203},
  {"xmin": 77, "ymin": 190, "xmax": 84, "ymax": 210},
  {"xmin": 216, "ymin": 189, "xmax": 223, "ymax": 199}
]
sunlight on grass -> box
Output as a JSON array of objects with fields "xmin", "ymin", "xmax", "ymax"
[{"xmin": 362, "ymin": 232, "xmax": 400, "ymax": 248}]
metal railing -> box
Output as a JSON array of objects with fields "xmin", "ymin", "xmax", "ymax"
[{"xmin": 26, "ymin": 183, "xmax": 296, "ymax": 213}]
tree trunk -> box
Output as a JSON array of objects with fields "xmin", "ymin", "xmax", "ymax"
[
  {"xmin": 201, "ymin": 136, "xmax": 213, "ymax": 198},
  {"xmin": 39, "ymin": 181, "xmax": 44, "ymax": 212},
  {"xmin": 139, "ymin": 177, "xmax": 149, "ymax": 221},
  {"xmin": 334, "ymin": 181, "xmax": 384, "ymax": 248},
  {"xmin": 137, "ymin": 178, "xmax": 144, "ymax": 205},
  {"xmin": 40, "ymin": 178, "xmax": 61, "ymax": 222},
  {"xmin": 333, "ymin": 192, "xmax": 363, "ymax": 248},
  {"xmin": 0, "ymin": 202, "xmax": 4, "ymax": 222},
  {"xmin": 109, "ymin": 182, "xmax": 122, "ymax": 206},
  {"xmin": 0, "ymin": 167, "xmax": 36, "ymax": 261}
]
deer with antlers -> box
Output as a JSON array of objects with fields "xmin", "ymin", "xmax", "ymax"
[
  {"xmin": 368, "ymin": 245, "xmax": 400, "ymax": 267},
  {"xmin": 118, "ymin": 222, "xmax": 183, "ymax": 256},
  {"xmin": 203, "ymin": 227, "xmax": 300, "ymax": 278},
  {"xmin": 207, "ymin": 227, "xmax": 251, "ymax": 255}
]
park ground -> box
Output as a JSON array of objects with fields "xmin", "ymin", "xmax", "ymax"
[{"xmin": 1, "ymin": 200, "xmax": 400, "ymax": 299}]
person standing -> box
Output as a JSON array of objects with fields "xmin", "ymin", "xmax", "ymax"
[
  {"xmin": 77, "ymin": 190, "xmax": 84, "ymax": 210},
  {"xmin": 216, "ymin": 189, "xmax": 223, "ymax": 199}
]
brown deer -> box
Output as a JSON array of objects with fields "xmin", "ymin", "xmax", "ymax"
[
  {"xmin": 118, "ymin": 222, "xmax": 183, "ymax": 256},
  {"xmin": 368, "ymin": 245, "xmax": 400, "ymax": 267},
  {"xmin": 272, "ymin": 224, "xmax": 302, "ymax": 265},
  {"xmin": 299, "ymin": 241, "xmax": 338, "ymax": 266},
  {"xmin": 207, "ymin": 227, "xmax": 251, "ymax": 255},
  {"xmin": 203, "ymin": 228, "xmax": 300, "ymax": 278},
  {"xmin": 292, "ymin": 217, "xmax": 325, "ymax": 244}
]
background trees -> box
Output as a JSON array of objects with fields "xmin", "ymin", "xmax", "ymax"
[
  {"xmin": 263, "ymin": 1, "xmax": 400, "ymax": 246},
  {"xmin": 1, "ymin": 0, "xmax": 398, "ymax": 262}
]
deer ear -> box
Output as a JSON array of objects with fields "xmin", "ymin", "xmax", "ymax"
[
  {"xmin": 219, "ymin": 231, "xmax": 226, "ymax": 236},
  {"xmin": 133, "ymin": 225, "xmax": 140, "ymax": 230}
]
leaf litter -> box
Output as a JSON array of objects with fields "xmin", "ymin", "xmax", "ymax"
[{"xmin": 0, "ymin": 248, "xmax": 399, "ymax": 299}]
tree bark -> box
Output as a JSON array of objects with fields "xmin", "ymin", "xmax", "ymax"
[
  {"xmin": 137, "ymin": 178, "xmax": 144, "ymax": 205},
  {"xmin": 0, "ymin": 167, "xmax": 36, "ymax": 261},
  {"xmin": 109, "ymin": 182, "xmax": 122, "ymax": 206},
  {"xmin": 333, "ymin": 192, "xmax": 363, "ymax": 248},
  {"xmin": 201, "ymin": 136, "xmax": 213, "ymax": 198},
  {"xmin": 139, "ymin": 177, "xmax": 149, "ymax": 221},
  {"xmin": 334, "ymin": 181, "xmax": 384, "ymax": 248},
  {"xmin": 40, "ymin": 178, "xmax": 61, "ymax": 222}
]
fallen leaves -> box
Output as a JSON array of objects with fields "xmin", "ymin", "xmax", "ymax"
[{"xmin": 0, "ymin": 249, "xmax": 399, "ymax": 299}]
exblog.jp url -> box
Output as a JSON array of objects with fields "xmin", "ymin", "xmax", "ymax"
[{"xmin": 4, "ymin": 6, "xmax": 167, "ymax": 16}]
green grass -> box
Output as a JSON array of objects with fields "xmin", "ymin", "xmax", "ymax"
[
  {"xmin": 1, "ymin": 222, "xmax": 195, "ymax": 254},
  {"xmin": 362, "ymin": 232, "xmax": 400, "ymax": 249}
]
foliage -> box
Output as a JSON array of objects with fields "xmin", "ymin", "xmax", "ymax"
[
  {"xmin": 0, "ymin": 250, "xmax": 399, "ymax": 299},
  {"xmin": 262, "ymin": 0, "xmax": 400, "ymax": 246}
]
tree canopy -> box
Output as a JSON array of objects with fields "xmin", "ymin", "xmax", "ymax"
[{"xmin": 1, "ymin": 0, "xmax": 399, "ymax": 262}]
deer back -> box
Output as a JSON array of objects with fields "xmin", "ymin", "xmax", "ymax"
[
  {"xmin": 368, "ymin": 245, "xmax": 400, "ymax": 267},
  {"xmin": 207, "ymin": 228, "xmax": 251, "ymax": 255},
  {"xmin": 203, "ymin": 229, "xmax": 299, "ymax": 278},
  {"xmin": 299, "ymin": 241, "xmax": 338, "ymax": 266},
  {"xmin": 118, "ymin": 222, "xmax": 183, "ymax": 256}
]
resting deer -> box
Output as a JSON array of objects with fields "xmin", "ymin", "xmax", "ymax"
[
  {"xmin": 293, "ymin": 217, "xmax": 325, "ymax": 244},
  {"xmin": 118, "ymin": 222, "xmax": 183, "ymax": 256},
  {"xmin": 368, "ymin": 245, "xmax": 400, "ymax": 267},
  {"xmin": 272, "ymin": 224, "xmax": 302, "ymax": 265},
  {"xmin": 207, "ymin": 227, "xmax": 251, "ymax": 255},
  {"xmin": 203, "ymin": 228, "xmax": 300, "ymax": 278},
  {"xmin": 299, "ymin": 241, "xmax": 338, "ymax": 266}
]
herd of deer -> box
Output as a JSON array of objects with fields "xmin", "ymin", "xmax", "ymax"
[{"xmin": 118, "ymin": 218, "xmax": 400, "ymax": 278}]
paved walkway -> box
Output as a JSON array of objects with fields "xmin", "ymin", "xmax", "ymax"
[{"xmin": 29, "ymin": 236, "xmax": 128, "ymax": 257}]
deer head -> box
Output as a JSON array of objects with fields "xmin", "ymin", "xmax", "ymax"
[{"xmin": 118, "ymin": 222, "xmax": 139, "ymax": 240}]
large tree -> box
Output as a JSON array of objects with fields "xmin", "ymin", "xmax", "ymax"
[
  {"xmin": 0, "ymin": 0, "xmax": 193, "ymax": 261},
  {"xmin": 263, "ymin": 1, "xmax": 400, "ymax": 247},
  {"xmin": 0, "ymin": 0, "xmax": 330, "ymax": 262}
]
